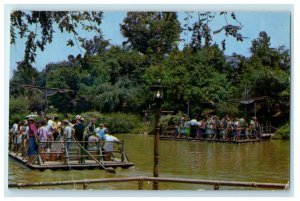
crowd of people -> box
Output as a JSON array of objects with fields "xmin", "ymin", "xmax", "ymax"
[
  {"xmin": 171, "ymin": 114, "xmax": 261, "ymax": 140},
  {"xmin": 9, "ymin": 114, "xmax": 120, "ymax": 163}
]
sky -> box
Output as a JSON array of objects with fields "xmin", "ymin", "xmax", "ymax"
[{"xmin": 10, "ymin": 11, "xmax": 291, "ymax": 76}]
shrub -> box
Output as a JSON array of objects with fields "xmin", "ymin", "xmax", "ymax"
[
  {"xmin": 80, "ymin": 112, "xmax": 144, "ymax": 133},
  {"xmin": 9, "ymin": 96, "xmax": 30, "ymax": 126},
  {"xmin": 159, "ymin": 114, "xmax": 181, "ymax": 130},
  {"xmin": 275, "ymin": 123, "xmax": 290, "ymax": 140}
]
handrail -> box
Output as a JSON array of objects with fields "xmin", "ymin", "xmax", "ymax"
[
  {"xmin": 37, "ymin": 140, "xmax": 122, "ymax": 154},
  {"xmin": 8, "ymin": 176, "xmax": 288, "ymax": 190},
  {"xmin": 10, "ymin": 139, "xmax": 125, "ymax": 165}
]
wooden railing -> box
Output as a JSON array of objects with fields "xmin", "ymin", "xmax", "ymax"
[
  {"xmin": 9, "ymin": 138, "xmax": 128, "ymax": 165},
  {"xmin": 8, "ymin": 177, "xmax": 288, "ymax": 190}
]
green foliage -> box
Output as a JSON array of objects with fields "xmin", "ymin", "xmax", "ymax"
[
  {"xmin": 9, "ymin": 96, "xmax": 30, "ymax": 125},
  {"xmin": 80, "ymin": 112, "xmax": 144, "ymax": 134},
  {"xmin": 45, "ymin": 112, "xmax": 67, "ymax": 121},
  {"xmin": 185, "ymin": 12, "xmax": 245, "ymax": 50},
  {"xmin": 10, "ymin": 14, "xmax": 290, "ymax": 132},
  {"xmin": 215, "ymin": 102, "xmax": 239, "ymax": 117},
  {"xmin": 159, "ymin": 114, "xmax": 181, "ymax": 129},
  {"xmin": 120, "ymin": 12, "xmax": 181, "ymax": 56},
  {"xmin": 11, "ymin": 11, "xmax": 103, "ymax": 66},
  {"xmin": 240, "ymin": 31, "xmax": 290, "ymax": 123},
  {"xmin": 143, "ymin": 46, "xmax": 237, "ymax": 114},
  {"xmin": 274, "ymin": 123, "xmax": 290, "ymax": 140}
]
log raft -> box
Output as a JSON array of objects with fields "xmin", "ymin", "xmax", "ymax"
[
  {"xmin": 159, "ymin": 135, "xmax": 261, "ymax": 143},
  {"xmin": 9, "ymin": 139, "xmax": 134, "ymax": 170}
]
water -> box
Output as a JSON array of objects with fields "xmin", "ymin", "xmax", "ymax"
[{"xmin": 8, "ymin": 134, "xmax": 290, "ymax": 190}]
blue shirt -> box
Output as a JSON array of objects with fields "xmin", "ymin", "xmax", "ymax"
[{"xmin": 96, "ymin": 128, "xmax": 107, "ymax": 140}]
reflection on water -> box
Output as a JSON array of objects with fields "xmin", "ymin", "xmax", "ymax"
[{"xmin": 8, "ymin": 134, "xmax": 289, "ymax": 190}]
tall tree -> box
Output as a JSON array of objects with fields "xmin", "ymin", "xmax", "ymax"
[
  {"xmin": 241, "ymin": 31, "xmax": 290, "ymax": 123},
  {"xmin": 120, "ymin": 12, "xmax": 181, "ymax": 56}
]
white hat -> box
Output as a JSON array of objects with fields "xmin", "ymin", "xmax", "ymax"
[{"xmin": 63, "ymin": 119, "xmax": 70, "ymax": 124}]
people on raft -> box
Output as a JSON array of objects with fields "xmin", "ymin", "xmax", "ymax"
[
  {"xmin": 10, "ymin": 114, "xmax": 119, "ymax": 163},
  {"xmin": 170, "ymin": 114, "xmax": 260, "ymax": 141}
]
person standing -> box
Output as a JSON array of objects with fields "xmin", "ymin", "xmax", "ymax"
[
  {"xmin": 27, "ymin": 118, "xmax": 38, "ymax": 164},
  {"xmin": 85, "ymin": 117, "xmax": 96, "ymax": 149},
  {"xmin": 52, "ymin": 116, "xmax": 61, "ymax": 141},
  {"xmin": 103, "ymin": 132, "xmax": 119, "ymax": 161},
  {"xmin": 232, "ymin": 118, "xmax": 240, "ymax": 141},
  {"xmin": 16, "ymin": 121, "xmax": 24, "ymax": 152},
  {"xmin": 20, "ymin": 120, "xmax": 29, "ymax": 156},
  {"xmin": 62, "ymin": 120, "xmax": 73, "ymax": 151},
  {"xmin": 74, "ymin": 115, "xmax": 85, "ymax": 146},
  {"xmin": 206, "ymin": 116, "xmax": 214, "ymax": 139},
  {"xmin": 190, "ymin": 116, "xmax": 199, "ymax": 138},
  {"xmin": 10, "ymin": 118, "xmax": 20, "ymax": 151},
  {"xmin": 37, "ymin": 120, "xmax": 49, "ymax": 151}
]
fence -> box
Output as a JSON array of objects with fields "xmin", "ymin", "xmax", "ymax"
[{"xmin": 8, "ymin": 176, "xmax": 288, "ymax": 190}]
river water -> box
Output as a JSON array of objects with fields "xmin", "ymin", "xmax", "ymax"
[{"xmin": 8, "ymin": 134, "xmax": 290, "ymax": 190}]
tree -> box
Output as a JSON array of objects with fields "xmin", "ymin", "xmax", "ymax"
[
  {"xmin": 250, "ymin": 31, "xmax": 271, "ymax": 57},
  {"xmin": 10, "ymin": 11, "xmax": 103, "ymax": 70},
  {"xmin": 183, "ymin": 12, "xmax": 246, "ymax": 51},
  {"xmin": 80, "ymin": 35, "xmax": 110, "ymax": 56},
  {"xmin": 143, "ymin": 46, "xmax": 237, "ymax": 115},
  {"xmin": 240, "ymin": 31, "xmax": 290, "ymax": 124},
  {"xmin": 45, "ymin": 62, "xmax": 81, "ymax": 113},
  {"xmin": 120, "ymin": 12, "xmax": 181, "ymax": 56}
]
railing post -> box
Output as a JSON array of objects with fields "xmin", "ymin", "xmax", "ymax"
[
  {"xmin": 138, "ymin": 178, "xmax": 143, "ymax": 190},
  {"xmin": 83, "ymin": 181, "xmax": 88, "ymax": 190},
  {"xmin": 121, "ymin": 140, "xmax": 124, "ymax": 162},
  {"xmin": 214, "ymin": 183, "xmax": 220, "ymax": 190}
]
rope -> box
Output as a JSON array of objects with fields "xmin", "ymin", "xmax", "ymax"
[{"xmin": 71, "ymin": 137, "xmax": 115, "ymax": 174}]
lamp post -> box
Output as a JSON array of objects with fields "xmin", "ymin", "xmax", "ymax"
[{"xmin": 150, "ymin": 80, "xmax": 163, "ymax": 190}]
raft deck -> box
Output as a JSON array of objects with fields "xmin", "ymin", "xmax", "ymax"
[
  {"xmin": 9, "ymin": 151, "xmax": 134, "ymax": 170},
  {"xmin": 9, "ymin": 139, "xmax": 134, "ymax": 170},
  {"xmin": 159, "ymin": 136, "xmax": 261, "ymax": 143}
]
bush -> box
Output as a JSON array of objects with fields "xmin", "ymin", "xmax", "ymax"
[
  {"xmin": 275, "ymin": 123, "xmax": 290, "ymax": 140},
  {"xmin": 159, "ymin": 114, "xmax": 181, "ymax": 130},
  {"xmin": 9, "ymin": 96, "xmax": 30, "ymax": 126},
  {"xmin": 80, "ymin": 112, "xmax": 144, "ymax": 133}
]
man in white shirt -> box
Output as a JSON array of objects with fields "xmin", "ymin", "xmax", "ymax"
[{"xmin": 103, "ymin": 133, "xmax": 119, "ymax": 161}]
